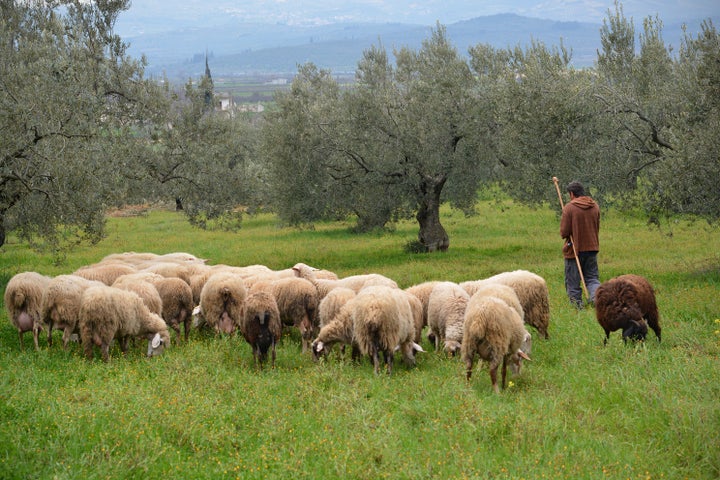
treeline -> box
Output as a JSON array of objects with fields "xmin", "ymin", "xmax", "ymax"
[{"xmin": 1, "ymin": 1, "xmax": 718, "ymax": 256}]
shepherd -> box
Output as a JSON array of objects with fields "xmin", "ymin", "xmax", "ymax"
[{"xmin": 553, "ymin": 178, "xmax": 601, "ymax": 309}]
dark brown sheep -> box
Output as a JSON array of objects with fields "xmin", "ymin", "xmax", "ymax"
[
  {"xmin": 594, "ymin": 274, "xmax": 660, "ymax": 344},
  {"xmin": 240, "ymin": 291, "xmax": 282, "ymax": 369}
]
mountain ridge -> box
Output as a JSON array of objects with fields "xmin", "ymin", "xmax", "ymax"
[{"xmin": 123, "ymin": 14, "xmax": 708, "ymax": 79}]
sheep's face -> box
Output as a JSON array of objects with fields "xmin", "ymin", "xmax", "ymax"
[
  {"xmin": 444, "ymin": 340, "xmax": 461, "ymax": 357},
  {"xmin": 622, "ymin": 319, "xmax": 649, "ymax": 342},
  {"xmin": 146, "ymin": 333, "xmax": 166, "ymax": 357},
  {"xmin": 510, "ymin": 332, "xmax": 532, "ymax": 375},
  {"xmin": 311, "ymin": 339, "xmax": 327, "ymax": 360}
]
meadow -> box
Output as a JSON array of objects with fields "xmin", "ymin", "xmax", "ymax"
[{"xmin": 1, "ymin": 199, "xmax": 718, "ymax": 479}]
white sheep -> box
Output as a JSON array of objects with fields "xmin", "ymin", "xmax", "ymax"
[
  {"xmin": 351, "ymin": 285, "xmax": 423, "ymax": 375},
  {"xmin": 112, "ymin": 275, "xmax": 163, "ymax": 317},
  {"xmin": 426, "ymin": 281, "xmax": 470, "ymax": 355},
  {"xmin": 41, "ymin": 274, "xmax": 105, "ymax": 349},
  {"xmin": 73, "ymin": 263, "xmax": 137, "ymax": 286},
  {"xmin": 469, "ymin": 283, "xmax": 524, "ymax": 321},
  {"xmin": 113, "ymin": 272, "xmax": 194, "ymax": 342},
  {"xmin": 197, "ymin": 271, "xmax": 248, "ymax": 335},
  {"xmin": 311, "ymin": 288, "xmax": 358, "ymax": 360},
  {"xmin": 461, "ymin": 269, "xmax": 550, "ymax": 339},
  {"xmin": 4, "ymin": 271, "xmax": 52, "ymax": 350},
  {"xmin": 405, "ymin": 280, "xmax": 441, "ymax": 334},
  {"xmin": 79, "ymin": 285, "xmax": 170, "ymax": 362},
  {"xmin": 292, "ymin": 263, "xmax": 397, "ymax": 299},
  {"xmin": 462, "ymin": 294, "xmax": 532, "ymax": 393}
]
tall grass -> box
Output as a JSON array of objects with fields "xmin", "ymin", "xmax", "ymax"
[{"xmin": 1, "ymin": 200, "xmax": 718, "ymax": 479}]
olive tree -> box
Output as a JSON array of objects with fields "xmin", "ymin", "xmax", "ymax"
[
  {"xmin": 0, "ymin": 0, "xmax": 157, "ymax": 252},
  {"xmin": 130, "ymin": 75, "xmax": 264, "ymax": 230},
  {"xmin": 643, "ymin": 20, "xmax": 720, "ymax": 221},
  {"xmin": 263, "ymin": 26, "xmax": 487, "ymax": 251}
]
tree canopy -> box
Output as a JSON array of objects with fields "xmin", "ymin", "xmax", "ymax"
[{"xmin": 2, "ymin": 1, "xmax": 718, "ymax": 255}]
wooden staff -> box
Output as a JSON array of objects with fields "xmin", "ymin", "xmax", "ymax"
[{"xmin": 553, "ymin": 176, "xmax": 589, "ymax": 301}]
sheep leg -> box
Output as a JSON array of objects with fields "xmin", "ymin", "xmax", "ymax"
[
  {"xmin": 371, "ymin": 347, "xmax": 381, "ymax": 375},
  {"xmin": 465, "ymin": 356, "xmax": 474, "ymax": 381},
  {"xmin": 119, "ymin": 336, "xmax": 130, "ymax": 354},
  {"xmin": 33, "ymin": 324, "xmax": 41, "ymax": 351},
  {"xmin": 47, "ymin": 322, "xmax": 54, "ymax": 347},
  {"xmin": 101, "ymin": 342, "xmax": 110, "ymax": 363},
  {"xmin": 182, "ymin": 311, "xmax": 191, "ymax": 343},
  {"xmin": 488, "ymin": 357, "xmax": 501, "ymax": 394},
  {"xmin": 17, "ymin": 330, "xmax": 25, "ymax": 351},
  {"xmin": 501, "ymin": 356, "xmax": 509, "ymax": 390},
  {"xmin": 384, "ymin": 349, "xmax": 394, "ymax": 375},
  {"xmin": 62, "ymin": 328, "xmax": 73, "ymax": 350}
]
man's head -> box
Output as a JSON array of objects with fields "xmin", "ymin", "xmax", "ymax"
[{"xmin": 566, "ymin": 181, "xmax": 586, "ymax": 197}]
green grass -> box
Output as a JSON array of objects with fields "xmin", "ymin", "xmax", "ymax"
[{"xmin": 1, "ymin": 200, "xmax": 719, "ymax": 479}]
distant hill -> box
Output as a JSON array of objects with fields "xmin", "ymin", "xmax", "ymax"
[{"xmin": 123, "ymin": 14, "xmax": 706, "ymax": 80}]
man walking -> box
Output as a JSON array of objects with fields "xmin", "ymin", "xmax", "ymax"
[{"xmin": 560, "ymin": 181, "xmax": 601, "ymax": 308}]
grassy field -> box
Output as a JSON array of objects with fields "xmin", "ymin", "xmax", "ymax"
[{"xmin": 1, "ymin": 200, "xmax": 718, "ymax": 479}]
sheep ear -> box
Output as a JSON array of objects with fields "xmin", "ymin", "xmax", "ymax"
[
  {"xmin": 517, "ymin": 349, "xmax": 532, "ymax": 361},
  {"xmin": 151, "ymin": 333, "xmax": 162, "ymax": 349},
  {"xmin": 412, "ymin": 342, "xmax": 425, "ymax": 353},
  {"xmin": 192, "ymin": 305, "xmax": 202, "ymax": 316},
  {"xmin": 314, "ymin": 341, "xmax": 324, "ymax": 353}
]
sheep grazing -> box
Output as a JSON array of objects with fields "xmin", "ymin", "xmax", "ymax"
[
  {"xmin": 79, "ymin": 285, "xmax": 170, "ymax": 362},
  {"xmin": 113, "ymin": 272, "xmax": 194, "ymax": 343},
  {"xmin": 292, "ymin": 262, "xmax": 397, "ymax": 299},
  {"xmin": 41, "ymin": 274, "xmax": 105, "ymax": 349},
  {"xmin": 250, "ymin": 277, "xmax": 320, "ymax": 353},
  {"xmin": 198, "ymin": 271, "xmax": 247, "ymax": 335},
  {"xmin": 4, "ymin": 271, "xmax": 52, "ymax": 350},
  {"xmin": 240, "ymin": 291, "xmax": 282, "ymax": 368},
  {"xmin": 112, "ymin": 276, "xmax": 163, "ymax": 317},
  {"xmin": 73, "ymin": 263, "xmax": 137, "ymax": 286},
  {"xmin": 312, "ymin": 288, "xmax": 358, "ymax": 360},
  {"xmin": 461, "ymin": 270, "xmax": 550, "ymax": 339},
  {"xmin": 151, "ymin": 277, "xmax": 194, "ymax": 343},
  {"xmin": 594, "ymin": 274, "xmax": 660, "ymax": 344},
  {"xmin": 427, "ymin": 282, "xmax": 470, "ymax": 356},
  {"xmin": 405, "ymin": 280, "xmax": 441, "ymax": 334},
  {"xmin": 351, "ymin": 286, "xmax": 423, "ymax": 375},
  {"xmin": 462, "ymin": 295, "xmax": 532, "ymax": 393},
  {"xmin": 470, "ymin": 283, "xmax": 525, "ymax": 321}
]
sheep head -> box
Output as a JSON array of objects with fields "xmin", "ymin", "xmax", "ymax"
[
  {"xmin": 443, "ymin": 340, "xmax": 461, "ymax": 357},
  {"xmin": 146, "ymin": 332, "xmax": 166, "ymax": 357},
  {"xmin": 311, "ymin": 339, "xmax": 327, "ymax": 360}
]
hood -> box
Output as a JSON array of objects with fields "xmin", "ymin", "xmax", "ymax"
[{"xmin": 570, "ymin": 196, "xmax": 597, "ymax": 210}]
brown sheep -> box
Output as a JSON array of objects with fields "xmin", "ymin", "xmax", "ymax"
[
  {"xmin": 4, "ymin": 271, "xmax": 52, "ymax": 350},
  {"xmin": 240, "ymin": 291, "xmax": 282, "ymax": 368},
  {"xmin": 79, "ymin": 285, "xmax": 170, "ymax": 362},
  {"xmin": 594, "ymin": 274, "xmax": 659, "ymax": 344},
  {"xmin": 462, "ymin": 295, "xmax": 532, "ymax": 393},
  {"xmin": 250, "ymin": 277, "xmax": 320, "ymax": 353}
]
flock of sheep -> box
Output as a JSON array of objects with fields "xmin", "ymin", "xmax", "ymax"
[{"xmin": 4, "ymin": 251, "xmax": 660, "ymax": 393}]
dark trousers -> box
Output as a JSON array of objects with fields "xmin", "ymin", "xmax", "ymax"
[{"xmin": 564, "ymin": 252, "xmax": 601, "ymax": 307}]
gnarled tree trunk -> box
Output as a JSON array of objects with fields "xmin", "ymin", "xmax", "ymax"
[{"xmin": 416, "ymin": 175, "xmax": 449, "ymax": 252}]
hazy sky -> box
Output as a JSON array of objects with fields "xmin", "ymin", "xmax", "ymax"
[{"xmin": 116, "ymin": 0, "xmax": 719, "ymax": 35}]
